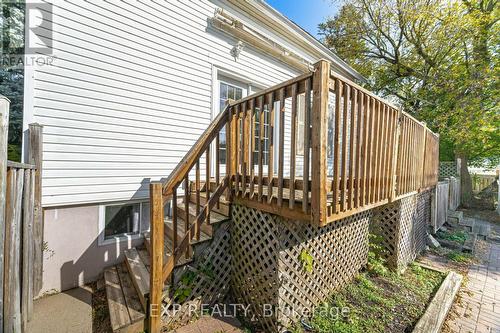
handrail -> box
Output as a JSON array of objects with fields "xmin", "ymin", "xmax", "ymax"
[{"xmin": 161, "ymin": 105, "xmax": 230, "ymax": 197}]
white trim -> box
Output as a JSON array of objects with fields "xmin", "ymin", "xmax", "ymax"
[{"xmin": 97, "ymin": 199, "xmax": 149, "ymax": 246}]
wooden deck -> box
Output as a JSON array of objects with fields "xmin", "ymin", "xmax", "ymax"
[{"xmin": 143, "ymin": 60, "xmax": 439, "ymax": 332}]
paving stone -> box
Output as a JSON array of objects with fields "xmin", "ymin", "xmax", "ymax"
[{"xmin": 444, "ymin": 225, "xmax": 500, "ymax": 333}]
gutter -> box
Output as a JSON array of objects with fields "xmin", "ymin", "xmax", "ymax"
[
  {"xmin": 210, "ymin": 9, "xmax": 312, "ymax": 73},
  {"xmin": 225, "ymin": 0, "xmax": 366, "ymax": 82}
]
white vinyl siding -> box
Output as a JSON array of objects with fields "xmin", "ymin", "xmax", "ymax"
[{"xmin": 29, "ymin": 0, "xmax": 316, "ymax": 206}]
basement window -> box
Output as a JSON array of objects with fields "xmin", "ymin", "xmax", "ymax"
[{"xmin": 99, "ymin": 201, "xmax": 150, "ymax": 245}]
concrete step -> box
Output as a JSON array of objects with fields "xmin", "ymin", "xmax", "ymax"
[{"xmin": 447, "ymin": 210, "xmax": 463, "ymax": 224}]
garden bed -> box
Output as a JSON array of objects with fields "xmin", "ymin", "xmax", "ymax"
[{"xmin": 297, "ymin": 264, "xmax": 446, "ymax": 333}]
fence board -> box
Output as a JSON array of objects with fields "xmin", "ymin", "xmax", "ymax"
[
  {"xmin": 0, "ymin": 96, "xmax": 9, "ymax": 331},
  {"xmin": 431, "ymin": 180, "xmax": 449, "ymax": 233},
  {"xmin": 29, "ymin": 123, "xmax": 43, "ymax": 295}
]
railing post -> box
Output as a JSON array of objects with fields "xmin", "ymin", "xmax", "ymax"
[
  {"xmin": 28, "ymin": 123, "xmax": 43, "ymax": 295},
  {"xmin": 311, "ymin": 60, "xmax": 330, "ymax": 226},
  {"xmin": 149, "ymin": 182, "xmax": 164, "ymax": 333},
  {"xmin": 0, "ymin": 96, "xmax": 10, "ymax": 331}
]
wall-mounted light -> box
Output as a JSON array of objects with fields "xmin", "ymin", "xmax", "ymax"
[{"xmin": 230, "ymin": 41, "xmax": 244, "ymax": 61}]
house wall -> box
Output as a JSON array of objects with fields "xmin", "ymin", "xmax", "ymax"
[
  {"xmin": 24, "ymin": 0, "xmax": 351, "ymax": 293},
  {"xmin": 26, "ymin": 0, "xmax": 311, "ymax": 207},
  {"xmin": 41, "ymin": 205, "xmax": 143, "ymax": 294}
]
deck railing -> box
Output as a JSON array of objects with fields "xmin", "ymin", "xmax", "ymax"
[{"xmin": 149, "ymin": 60, "xmax": 439, "ymax": 330}]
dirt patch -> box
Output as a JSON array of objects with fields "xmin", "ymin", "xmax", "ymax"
[
  {"xmin": 91, "ymin": 281, "xmax": 112, "ymax": 333},
  {"xmin": 303, "ymin": 265, "xmax": 445, "ymax": 333}
]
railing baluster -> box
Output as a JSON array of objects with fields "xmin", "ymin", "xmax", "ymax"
[
  {"xmin": 289, "ymin": 83, "xmax": 298, "ymax": 209},
  {"xmin": 226, "ymin": 105, "xmax": 233, "ymax": 200},
  {"xmin": 412, "ymin": 121, "xmax": 418, "ymax": 191},
  {"xmin": 340, "ymin": 83, "xmax": 349, "ymax": 212},
  {"xmin": 235, "ymin": 105, "xmax": 241, "ymax": 195},
  {"xmin": 348, "ymin": 88, "xmax": 356, "ymax": 210},
  {"xmin": 205, "ymin": 146, "xmax": 210, "ymax": 226},
  {"xmin": 333, "ymin": 78, "xmax": 341, "ymax": 213},
  {"xmin": 249, "ymin": 99, "xmax": 256, "ymax": 199},
  {"xmin": 267, "ymin": 92, "xmax": 275, "ymax": 204},
  {"xmin": 377, "ymin": 102, "xmax": 386, "ymax": 201},
  {"xmin": 385, "ymin": 108, "xmax": 394, "ymax": 199},
  {"xmin": 258, "ymin": 96, "xmax": 264, "ymax": 202},
  {"xmin": 354, "ymin": 90, "xmax": 363, "ymax": 208},
  {"xmin": 215, "ymin": 134, "xmax": 220, "ymax": 209},
  {"xmin": 195, "ymin": 160, "xmax": 200, "ymax": 241},
  {"xmin": 277, "ymin": 88, "xmax": 285, "ymax": 206},
  {"xmin": 389, "ymin": 109, "xmax": 400, "ymax": 200},
  {"xmin": 172, "ymin": 188, "xmax": 178, "ymax": 251},
  {"xmin": 242, "ymin": 102, "xmax": 248, "ymax": 197},
  {"xmin": 401, "ymin": 117, "xmax": 409, "ymax": 194},
  {"xmin": 184, "ymin": 175, "xmax": 191, "ymax": 258},
  {"xmin": 367, "ymin": 97, "xmax": 375, "ymax": 204},
  {"xmin": 302, "ymin": 78, "xmax": 311, "ymax": 213},
  {"xmin": 396, "ymin": 116, "xmax": 404, "ymax": 196},
  {"xmin": 360, "ymin": 93, "xmax": 368, "ymax": 206}
]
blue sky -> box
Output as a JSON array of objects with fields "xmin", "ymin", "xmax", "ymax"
[{"xmin": 265, "ymin": 0, "xmax": 339, "ymax": 38}]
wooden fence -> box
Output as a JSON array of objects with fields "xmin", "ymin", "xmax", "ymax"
[
  {"xmin": 448, "ymin": 176, "xmax": 460, "ymax": 211},
  {"xmin": 471, "ymin": 173, "xmax": 497, "ymax": 193},
  {"xmin": 431, "ymin": 180, "xmax": 449, "ymax": 233},
  {"xmin": 1, "ymin": 96, "xmax": 43, "ymax": 333}
]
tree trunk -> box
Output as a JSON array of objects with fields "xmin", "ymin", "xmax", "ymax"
[{"xmin": 457, "ymin": 154, "xmax": 473, "ymax": 208}]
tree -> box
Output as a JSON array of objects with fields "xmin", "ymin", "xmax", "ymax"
[
  {"xmin": 319, "ymin": 0, "xmax": 499, "ymax": 207},
  {"xmin": 1, "ymin": 1, "xmax": 24, "ymax": 161}
]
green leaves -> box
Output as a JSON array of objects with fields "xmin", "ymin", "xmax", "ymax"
[
  {"xmin": 299, "ymin": 249, "xmax": 314, "ymax": 273},
  {"xmin": 319, "ymin": 0, "xmax": 499, "ymax": 164}
]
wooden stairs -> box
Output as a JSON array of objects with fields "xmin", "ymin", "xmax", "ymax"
[{"xmin": 103, "ymin": 181, "xmax": 230, "ymax": 332}]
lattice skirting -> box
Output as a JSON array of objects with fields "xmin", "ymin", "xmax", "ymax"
[
  {"xmin": 231, "ymin": 204, "xmax": 371, "ymax": 331},
  {"xmin": 439, "ymin": 161, "xmax": 458, "ymax": 178},
  {"xmin": 371, "ymin": 190, "xmax": 431, "ymax": 271},
  {"xmin": 161, "ymin": 221, "xmax": 232, "ymax": 330}
]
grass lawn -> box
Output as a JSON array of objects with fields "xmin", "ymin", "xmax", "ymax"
[{"xmin": 303, "ymin": 264, "xmax": 445, "ymax": 333}]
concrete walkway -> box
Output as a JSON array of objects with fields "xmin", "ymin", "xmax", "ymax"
[
  {"xmin": 171, "ymin": 315, "xmax": 244, "ymax": 333},
  {"xmin": 26, "ymin": 287, "xmax": 93, "ymax": 333}
]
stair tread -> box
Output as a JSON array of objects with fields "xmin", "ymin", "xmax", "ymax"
[
  {"xmin": 143, "ymin": 233, "xmax": 193, "ymax": 267},
  {"xmin": 104, "ymin": 265, "xmax": 145, "ymax": 332},
  {"xmin": 196, "ymin": 191, "xmax": 230, "ymax": 204},
  {"xmin": 190, "ymin": 193, "xmax": 230, "ymax": 215},
  {"xmin": 164, "ymin": 212, "xmax": 212, "ymax": 246},
  {"xmin": 124, "ymin": 248, "xmax": 150, "ymax": 310},
  {"xmin": 177, "ymin": 199, "xmax": 230, "ymax": 223},
  {"xmin": 164, "ymin": 217, "xmax": 211, "ymax": 243}
]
